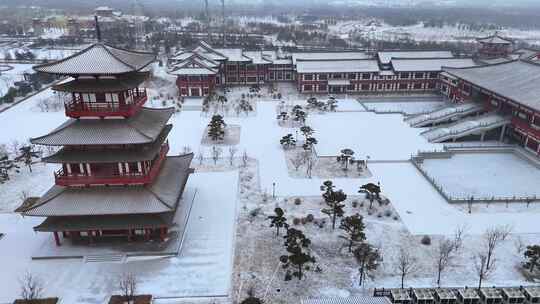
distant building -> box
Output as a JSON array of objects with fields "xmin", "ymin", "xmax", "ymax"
[
  {"xmin": 168, "ymin": 41, "xmax": 477, "ymax": 97},
  {"xmin": 94, "ymin": 6, "xmax": 115, "ymax": 18},
  {"xmin": 477, "ymin": 32, "xmax": 514, "ymax": 58}
]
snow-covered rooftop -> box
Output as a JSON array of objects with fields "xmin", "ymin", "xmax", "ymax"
[
  {"xmin": 391, "ymin": 58, "xmax": 477, "ymax": 72},
  {"xmin": 378, "ymin": 51, "xmax": 454, "ymax": 65},
  {"xmin": 33, "ymin": 43, "xmax": 156, "ymax": 75},
  {"xmin": 296, "ymin": 59, "xmax": 380, "ymax": 73},
  {"xmin": 444, "ymin": 60, "xmax": 540, "ymax": 112},
  {"xmin": 214, "ymin": 48, "xmax": 251, "ymax": 62},
  {"xmin": 477, "ymin": 34, "xmax": 513, "ymax": 45},
  {"xmin": 302, "ymin": 297, "xmax": 392, "ymax": 304},
  {"xmin": 292, "ymin": 51, "xmax": 370, "ymax": 64},
  {"xmin": 31, "ymin": 107, "xmax": 173, "ymax": 146}
]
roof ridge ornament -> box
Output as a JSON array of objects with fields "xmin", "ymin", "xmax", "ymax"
[{"xmin": 94, "ymin": 15, "xmax": 101, "ymax": 42}]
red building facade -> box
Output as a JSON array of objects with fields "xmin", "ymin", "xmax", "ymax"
[{"xmin": 442, "ymin": 60, "xmax": 540, "ymax": 156}]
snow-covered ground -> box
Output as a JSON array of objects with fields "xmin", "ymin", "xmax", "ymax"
[
  {"xmin": 309, "ymin": 111, "xmax": 437, "ymax": 160},
  {"xmin": 421, "ymin": 152, "xmax": 540, "ymax": 199},
  {"xmin": 0, "ymin": 171, "xmax": 238, "ymax": 303},
  {"xmin": 3, "ymin": 79, "xmax": 540, "ymax": 302}
]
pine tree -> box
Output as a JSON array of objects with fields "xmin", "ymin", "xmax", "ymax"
[
  {"xmin": 339, "ymin": 214, "xmax": 366, "ymax": 252},
  {"xmin": 207, "ymin": 115, "xmax": 226, "ymax": 141},
  {"xmin": 280, "ymin": 228, "xmax": 316, "ymax": 281},
  {"xmin": 320, "ymin": 180, "xmax": 347, "ymax": 229},
  {"xmin": 524, "ymin": 245, "xmax": 540, "ymax": 272},
  {"xmin": 268, "ymin": 207, "xmax": 289, "ymax": 236},
  {"xmin": 353, "ymin": 243, "xmax": 381, "ymax": 286},
  {"xmin": 280, "ymin": 134, "xmax": 296, "ymax": 149},
  {"xmin": 15, "ymin": 145, "xmax": 40, "ymax": 173},
  {"xmin": 336, "ymin": 148, "xmax": 355, "ymax": 171}
]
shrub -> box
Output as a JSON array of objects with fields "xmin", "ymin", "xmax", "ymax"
[
  {"xmin": 377, "ymin": 212, "xmax": 383, "ymax": 218},
  {"xmin": 306, "ymin": 214, "xmax": 314, "ymax": 222},
  {"xmin": 293, "ymin": 218, "xmax": 301, "ymax": 225},
  {"xmin": 294, "ymin": 198, "xmax": 302, "ymax": 205},
  {"xmin": 421, "ymin": 235, "xmax": 432, "ymax": 245},
  {"xmin": 360, "ymin": 201, "xmax": 364, "ymax": 208},
  {"xmin": 301, "ymin": 217, "xmax": 308, "ymax": 225},
  {"xmin": 249, "ymin": 207, "xmax": 261, "ymax": 218},
  {"xmin": 393, "ymin": 215, "xmax": 399, "ymax": 221},
  {"xmin": 384, "ymin": 209, "xmax": 392, "ymax": 217},
  {"xmin": 352, "ymin": 200, "xmax": 359, "ymax": 208}
]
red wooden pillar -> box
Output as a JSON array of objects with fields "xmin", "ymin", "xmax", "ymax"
[
  {"xmin": 127, "ymin": 229, "xmax": 132, "ymax": 242},
  {"xmin": 159, "ymin": 227, "xmax": 165, "ymax": 242},
  {"xmin": 53, "ymin": 231, "xmax": 61, "ymax": 246},
  {"xmin": 88, "ymin": 230, "xmax": 94, "ymax": 244}
]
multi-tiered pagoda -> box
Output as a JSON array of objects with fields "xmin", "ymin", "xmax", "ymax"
[{"xmin": 17, "ymin": 43, "xmax": 194, "ymax": 246}]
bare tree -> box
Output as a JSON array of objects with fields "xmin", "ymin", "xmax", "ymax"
[
  {"xmin": 395, "ymin": 246, "xmax": 419, "ymax": 289},
  {"xmin": 211, "ymin": 146, "xmax": 222, "ymax": 165},
  {"xmin": 434, "ymin": 238, "xmax": 456, "ymax": 287},
  {"xmin": 290, "ymin": 152, "xmax": 304, "ymax": 171},
  {"xmin": 474, "ymin": 252, "xmax": 496, "ymax": 290},
  {"xmin": 19, "ymin": 272, "xmax": 44, "ymax": 302},
  {"xmin": 228, "ymin": 146, "xmax": 238, "ymax": 166},
  {"xmin": 197, "ymin": 149, "xmax": 205, "ymax": 165},
  {"xmin": 453, "ymin": 224, "xmax": 468, "ymax": 253},
  {"xmin": 483, "ymin": 225, "xmax": 512, "ymax": 271},
  {"xmin": 242, "ymin": 150, "xmax": 249, "ymax": 167},
  {"xmin": 119, "ymin": 273, "xmax": 138, "ymax": 304}
]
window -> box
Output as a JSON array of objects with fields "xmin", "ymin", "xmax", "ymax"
[
  {"xmin": 303, "ymin": 74, "xmax": 313, "ymax": 81},
  {"xmin": 246, "ymin": 64, "xmax": 256, "ymax": 71},
  {"xmin": 362, "ymin": 73, "xmax": 371, "ymax": 80},
  {"xmin": 347, "ymin": 84, "xmax": 355, "ymax": 91},
  {"xmin": 517, "ymin": 112, "xmax": 529, "ymax": 121},
  {"xmin": 105, "ymin": 93, "xmax": 119, "ymax": 102},
  {"xmin": 399, "ymin": 83, "xmax": 408, "ymax": 90},
  {"xmin": 203, "ymin": 87, "xmax": 209, "ymax": 95},
  {"xmin": 247, "ymin": 76, "xmax": 257, "ymax": 83},
  {"xmin": 259, "ymin": 76, "xmax": 265, "ymax": 82},
  {"xmin": 319, "ymin": 74, "xmax": 328, "ymax": 80},
  {"xmin": 348, "ymin": 73, "xmax": 356, "ymax": 80},
  {"xmin": 285, "ymin": 73, "xmax": 292, "ymax": 80},
  {"xmin": 269, "ymin": 73, "xmax": 275, "ymax": 80},
  {"xmin": 414, "ymin": 72, "xmax": 424, "ymax": 79},
  {"xmin": 228, "ymin": 76, "xmax": 237, "ymax": 82},
  {"xmin": 82, "ymin": 93, "xmax": 96, "ymax": 103},
  {"xmin": 303, "ymin": 84, "xmax": 313, "ymax": 91},
  {"xmin": 490, "ymin": 99, "xmax": 499, "ymax": 107},
  {"xmin": 227, "ymin": 64, "xmax": 237, "ymax": 71},
  {"xmin": 413, "ymin": 83, "xmax": 422, "ymax": 90},
  {"xmin": 318, "ymin": 84, "xmax": 327, "ymax": 91},
  {"xmin": 400, "ymin": 73, "xmax": 410, "ymax": 79},
  {"xmin": 429, "ymin": 72, "xmax": 438, "ymax": 79},
  {"xmin": 361, "ymin": 84, "xmax": 370, "ymax": 91},
  {"xmin": 332, "ymin": 73, "xmax": 342, "ymax": 79}
]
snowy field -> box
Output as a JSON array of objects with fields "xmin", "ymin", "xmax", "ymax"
[
  {"xmin": 0, "ymin": 171, "xmax": 239, "ymax": 303},
  {"xmin": 309, "ymin": 112, "xmax": 437, "ymax": 160},
  {"xmin": 420, "ymin": 152, "xmax": 540, "ymax": 199}
]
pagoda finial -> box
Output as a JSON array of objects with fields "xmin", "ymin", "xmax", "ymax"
[{"xmin": 94, "ymin": 15, "xmax": 102, "ymax": 42}]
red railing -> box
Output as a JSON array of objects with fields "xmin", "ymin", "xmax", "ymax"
[
  {"xmin": 65, "ymin": 90, "xmax": 147, "ymax": 118},
  {"xmin": 54, "ymin": 143, "xmax": 169, "ymax": 186}
]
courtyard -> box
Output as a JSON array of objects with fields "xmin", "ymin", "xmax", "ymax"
[{"xmin": 1, "ymin": 78, "xmax": 540, "ymax": 302}]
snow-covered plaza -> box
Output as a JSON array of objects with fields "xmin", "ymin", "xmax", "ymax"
[{"xmin": 1, "ymin": 78, "xmax": 540, "ymax": 302}]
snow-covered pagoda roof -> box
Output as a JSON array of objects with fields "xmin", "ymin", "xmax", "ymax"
[
  {"xmin": 243, "ymin": 51, "xmax": 273, "ymax": 64},
  {"xmin": 18, "ymin": 154, "xmax": 194, "ymax": 217},
  {"xmin": 215, "ymin": 48, "xmax": 252, "ymax": 62},
  {"xmin": 378, "ymin": 50, "xmax": 454, "ymax": 65},
  {"xmin": 296, "ymin": 59, "xmax": 380, "ymax": 73},
  {"xmin": 477, "ymin": 33, "xmax": 513, "ymax": 45},
  {"xmin": 444, "ymin": 60, "xmax": 540, "ymax": 112},
  {"xmin": 42, "ymin": 125, "xmax": 171, "ymax": 164},
  {"xmin": 301, "ymin": 296, "xmax": 391, "ymax": 304},
  {"xmin": 31, "ymin": 107, "xmax": 173, "ymax": 146},
  {"xmin": 168, "ymin": 55, "xmax": 219, "ymax": 76},
  {"xmin": 33, "ymin": 43, "xmax": 156, "ymax": 76},
  {"xmin": 391, "ymin": 58, "xmax": 476, "ymax": 72}
]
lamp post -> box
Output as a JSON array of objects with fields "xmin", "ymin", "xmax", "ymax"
[{"xmin": 272, "ymin": 182, "xmax": 276, "ymax": 198}]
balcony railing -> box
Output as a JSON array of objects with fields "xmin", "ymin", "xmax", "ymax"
[
  {"xmin": 65, "ymin": 90, "xmax": 147, "ymax": 118},
  {"xmin": 54, "ymin": 143, "xmax": 169, "ymax": 186}
]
